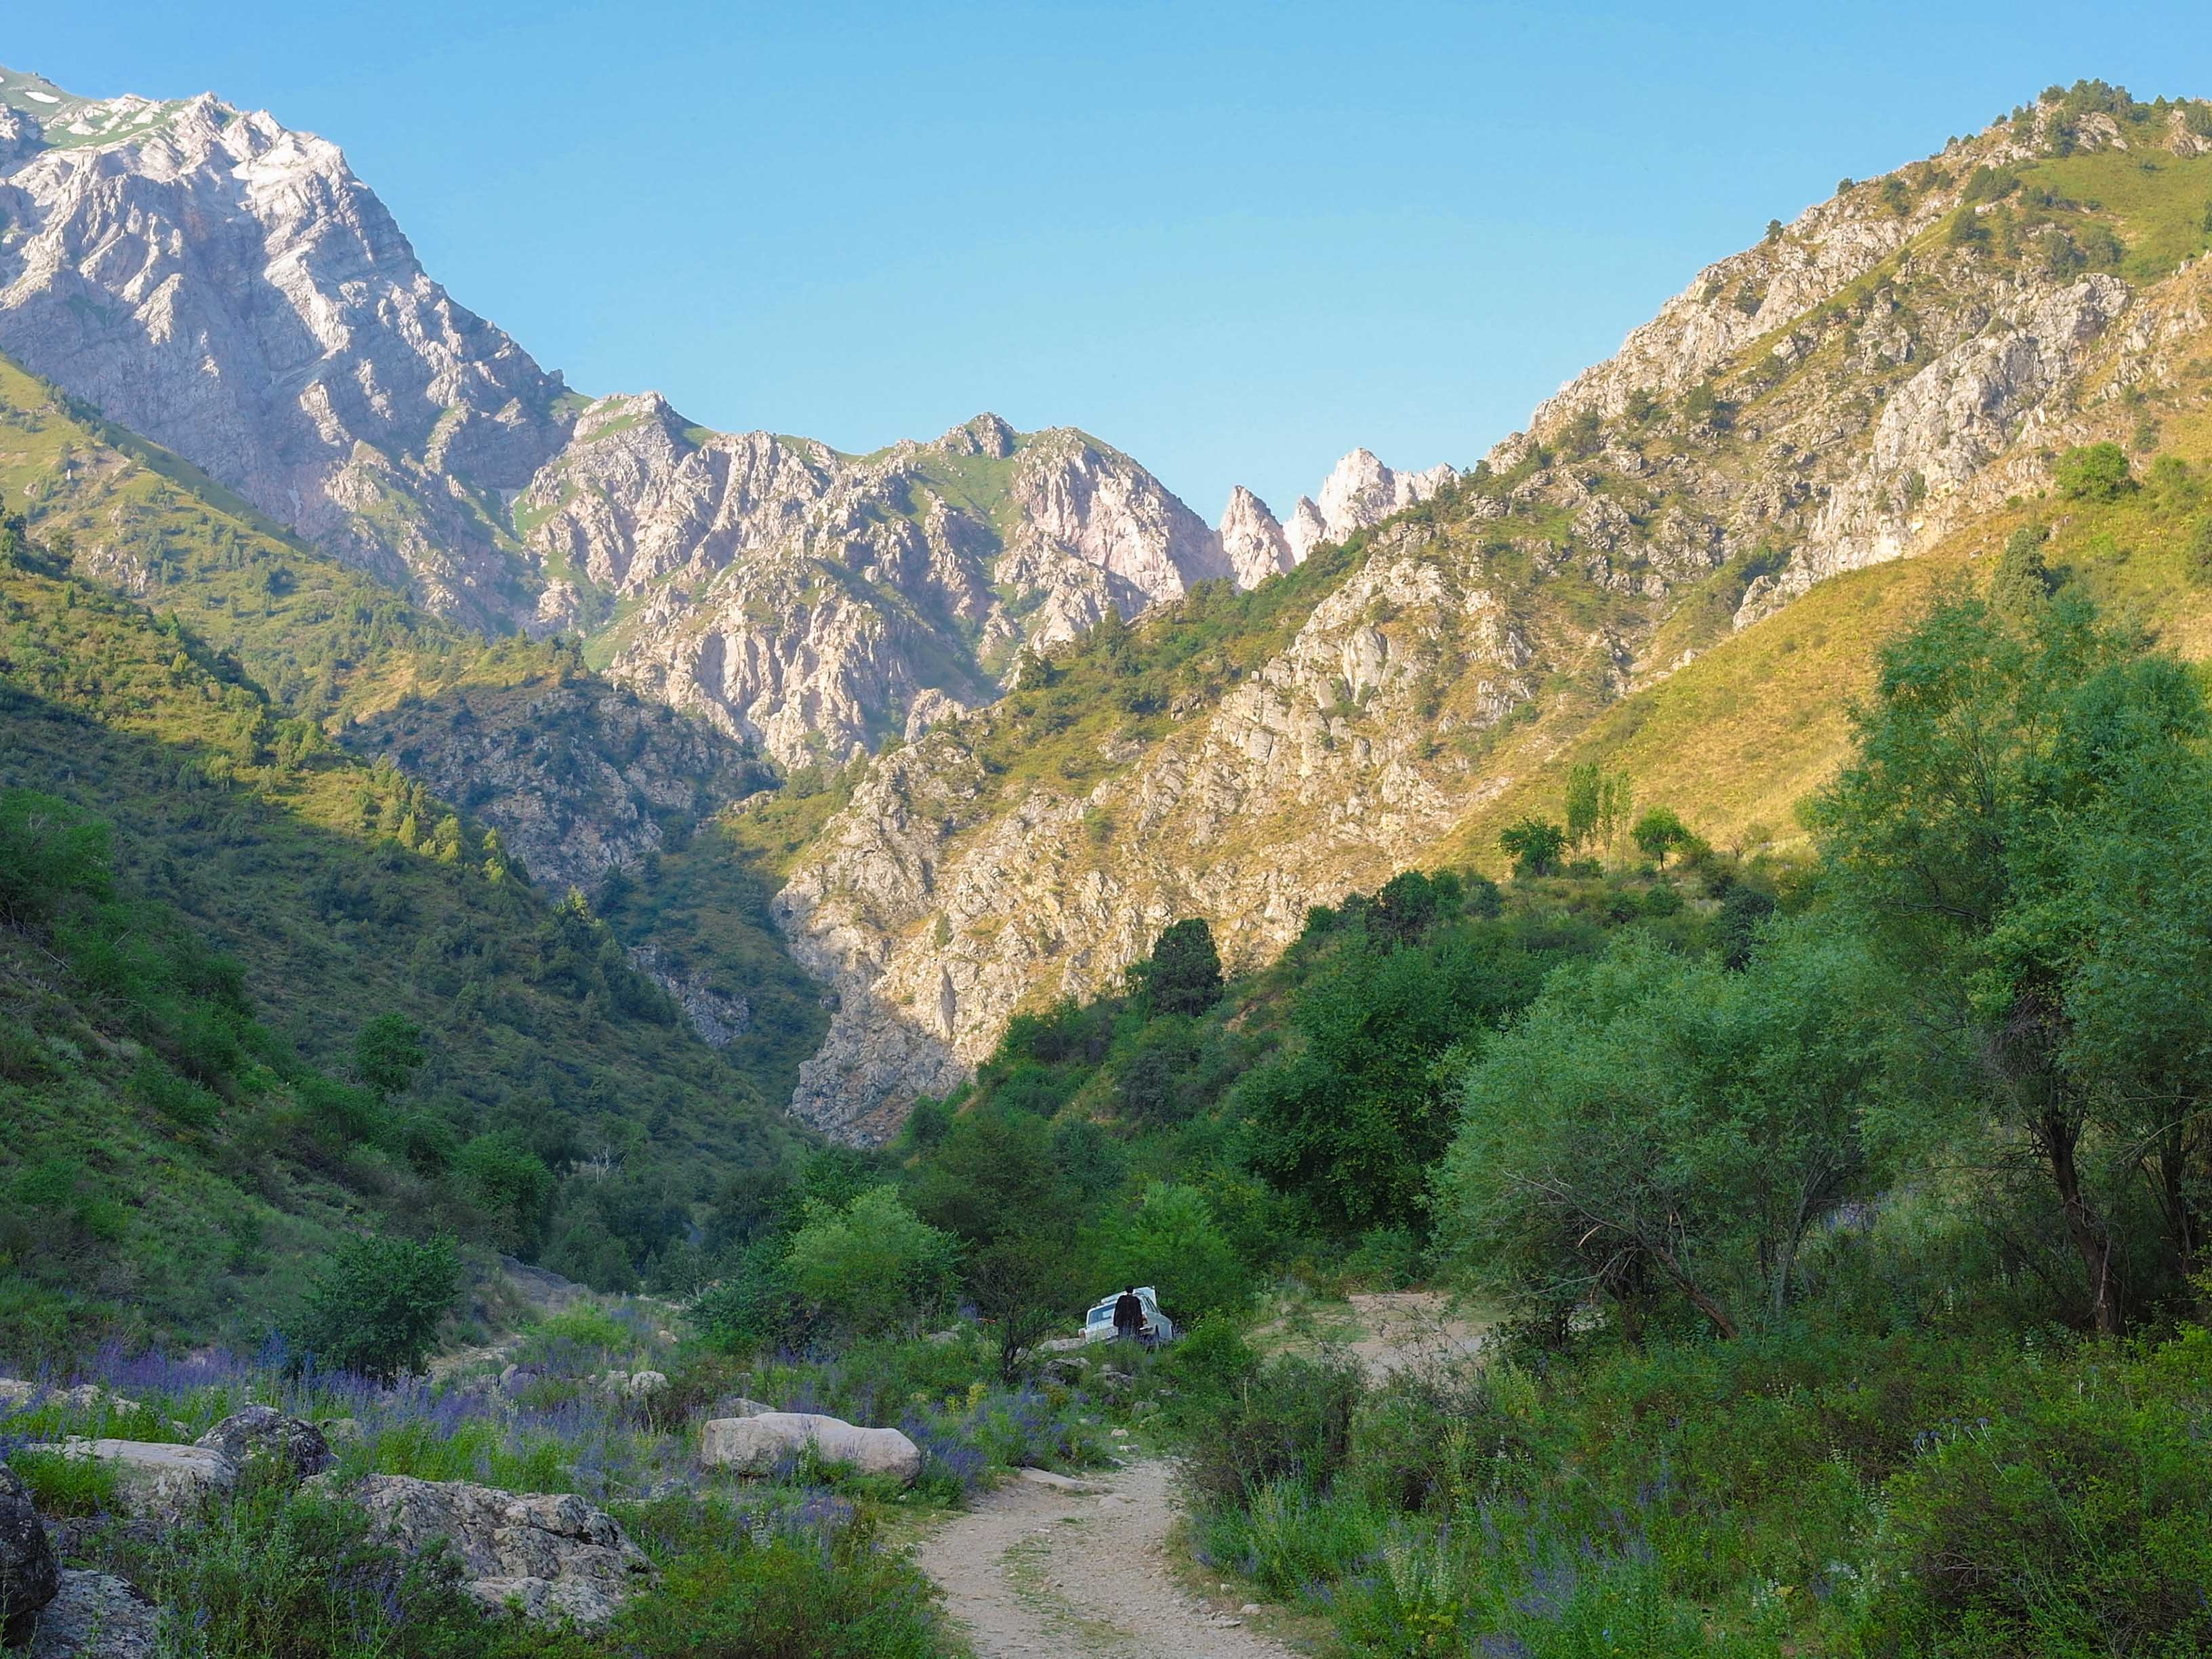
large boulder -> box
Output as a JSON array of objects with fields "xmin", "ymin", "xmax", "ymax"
[
  {"xmin": 0, "ymin": 1467, "xmax": 60, "ymax": 1637},
  {"xmin": 194, "ymin": 1407, "xmax": 333, "ymax": 1481},
  {"xmin": 700, "ymin": 1412, "xmax": 922, "ymax": 1485},
  {"xmin": 22, "ymin": 1571, "xmax": 159, "ymax": 1658},
  {"xmin": 23, "ymin": 1440, "xmax": 234, "ymax": 1522},
  {"xmin": 331, "ymin": 1474, "xmax": 652, "ymax": 1626}
]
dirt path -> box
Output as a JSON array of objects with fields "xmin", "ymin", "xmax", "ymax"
[
  {"xmin": 1341, "ymin": 1290, "xmax": 1488, "ymax": 1377},
  {"xmin": 913, "ymin": 1460, "xmax": 1296, "ymax": 1659},
  {"xmin": 916, "ymin": 1293, "xmax": 1486, "ymax": 1656}
]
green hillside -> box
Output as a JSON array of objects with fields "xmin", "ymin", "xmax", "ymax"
[{"xmin": 0, "ymin": 507, "xmax": 802, "ymax": 1353}]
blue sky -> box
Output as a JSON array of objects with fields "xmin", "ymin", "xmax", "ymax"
[{"xmin": 17, "ymin": 3, "xmax": 2212, "ymax": 516}]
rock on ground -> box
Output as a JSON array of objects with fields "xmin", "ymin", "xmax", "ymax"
[
  {"xmin": 193, "ymin": 1408, "xmax": 333, "ymax": 1481},
  {"xmin": 22, "ymin": 1440, "xmax": 234, "ymax": 1523},
  {"xmin": 0, "ymin": 1382, "xmax": 144, "ymax": 1417},
  {"xmin": 0, "ymin": 1466, "xmax": 60, "ymax": 1635},
  {"xmin": 700, "ymin": 1412, "xmax": 921, "ymax": 1484},
  {"xmin": 329, "ymin": 1474, "xmax": 653, "ymax": 1627},
  {"xmin": 22, "ymin": 1570, "xmax": 159, "ymax": 1658}
]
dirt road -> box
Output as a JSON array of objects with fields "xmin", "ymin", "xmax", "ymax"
[
  {"xmin": 912, "ymin": 1460, "xmax": 1296, "ymax": 1659},
  {"xmin": 915, "ymin": 1292, "xmax": 1485, "ymax": 1656}
]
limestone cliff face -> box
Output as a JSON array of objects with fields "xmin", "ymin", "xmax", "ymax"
[
  {"xmin": 344, "ymin": 679, "xmax": 766, "ymax": 897},
  {"xmin": 1217, "ymin": 485, "xmax": 1293, "ymax": 585},
  {"xmin": 775, "ymin": 518, "xmax": 1533, "ymax": 1141},
  {"xmin": 0, "ymin": 75, "xmax": 570, "ymax": 629},
  {"xmin": 1497, "ymin": 100, "xmax": 2176, "ymax": 632},
  {"xmin": 536, "ymin": 409, "xmax": 1236, "ymax": 769}
]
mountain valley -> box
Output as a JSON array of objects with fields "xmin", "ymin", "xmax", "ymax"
[{"xmin": 9, "ymin": 45, "xmax": 2212, "ymax": 1659}]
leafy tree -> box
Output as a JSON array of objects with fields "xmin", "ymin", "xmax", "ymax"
[
  {"xmin": 1498, "ymin": 817, "xmax": 1567, "ymax": 879},
  {"xmin": 298, "ymin": 1232, "xmax": 459, "ymax": 1383},
  {"xmin": 455, "ymin": 1131, "xmax": 554, "ymax": 1248},
  {"xmin": 967, "ymin": 1225, "xmax": 1090, "ymax": 1382},
  {"xmin": 912, "ymin": 1108, "xmax": 1095, "ymax": 1377},
  {"xmin": 1240, "ymin": 928, "xmax": 1563, "ymax": 1233},
  {"xmin": 1111, "ymin": 1017, "xmax": 1205, "ymax": 1125},
  {"xmin": 2053, "ymin": 442, "xmax": 2134, "ymax": 503},
  {"xmin": 690, "ymin": 1235, "xmax": 795, "ymax": 1354},
  {"xmin": 352, "ymin": 1013, "xmax": 425, "ymax": 1101},
  {"xmin": 1440, "ymin": 924, "xmax": 1900, "ymax": 1340},
  {"xmin": 1806, "ymin": 591, "xmax": 2212, "ymax": 1332},
  {"xmin": 1103, "ymin": 1183, "xmax": 1248, "ymax": 1326},
  {"xmin": 1631, "ymin": 806, "xmax": 1693, "ymax": 868},
  {"xmin": 1563, "ymin": 762, "xmax": 1603, "ymax": 851},
  {"xmin": 783, "ymin": 1186, "xmax": 959, "ymax": 1340},
  {"xmin": 799, "ymin": 1144, "xmax": 882, "ymax": 1212},
  {"xmin": 1716, "ymin": 884, "xmax": 1778, "ymax": 972},
  {"xmin": 1990, "ymin": 525, "xmax": 2060, "ymax": 615},
  {"xmin": 912, "ymin": 1109, "xmax": 1061, "ymax": 1248},
  {"xmin": 1371, "ymin": 869, "xmax": 1462, "ymax": 947},
  {"xmin": 1128, "ymin": 918, "xmax": 1224, "ymax": 1017}
]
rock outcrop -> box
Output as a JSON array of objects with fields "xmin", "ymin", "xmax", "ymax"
[
  {"xmin": 577, "ymin": 415, "xmax": 1234, "ymax": 768},
  {"xmin": 1218, "ymin": 485, "xmax": 1293, "ymax": 585},
  {"xmin": 22, "ymin": 1571, "xmax": 157, "ymax": 1659},
  {"xmin": 193, "ymin": 1407, "xmax": 334, "ymax": 1482},
  {"xmin": 342, "ymin": 677, "xmax": 766, "ymax": 895},
  {"xmin": 0, "ymin": 1466, "xmax": 60, "ymax": 1637},
  {"xmin": 24, "ymin": 1439, "xmax": 234, "ymax": 1522},
  {"xmin": 329, "ymin": 1474, "xmax": 653, "ymax": 1626},
  {"xmin": 700, "ymin": 1412, "xmax": 922, "ymax": 1484}
]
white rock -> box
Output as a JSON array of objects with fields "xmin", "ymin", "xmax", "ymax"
[
  {"xmin": 699, "ymin": 1412, "xmax": 921, "ymax": 1485},
  {"xmin": 26, "ymin": 1439, "xmax": 234, "ymax": 1521}
]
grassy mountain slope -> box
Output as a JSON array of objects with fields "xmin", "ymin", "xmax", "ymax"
[
  {"xmin": 0, "ymin": 349, "xmax": 826, "ymax": 1091},
  {"xmin": 0, "ymin": 489, "xmax": 804, "ymax": 1352}
]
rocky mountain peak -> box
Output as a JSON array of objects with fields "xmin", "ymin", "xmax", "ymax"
[
  {"xmin": 933, "ymin": 411, "xmax": 1018, "ymax": 458},
  {"xmin": 0, "ymin": 73, "xmax": 572, "ymax": 626},
  {"xmin": 1217, "ymin": 485, "xmax": 1293, "ymax": 586},
  {"xmin": 1283, "ymin": 448, "xmax": 1459, "ymax": 561}
]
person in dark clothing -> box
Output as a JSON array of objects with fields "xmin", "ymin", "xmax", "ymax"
[{"xmin": 1111, "ymin": 1286, "xmax": 1146, "ymax": 1342}]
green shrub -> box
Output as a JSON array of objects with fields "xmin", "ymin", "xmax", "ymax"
[
  {"xmin": 1865, "ymin": 1389, "xmax": 2212, "ymax": 1656},
  {"xmin": 783, "ymin": 1187, "xmax": 959, "ymax": 1341},
  {"xmin": 296, "ymin": 1231, "xmax": 460, "ymax": 1383},
  {"xmin": 691, "ymin": 1235, "xmax": 796, "ymax": 1354},
  {"xmin": 112, "ymin": 1474, "xmax": 491, "ymax": 1659},
  {"xmin": 130, "ymin": 1057, "xmax": 223, "ymax": 1130},
  {"xmin": 2054, "ymin": 441, "xmax": 2135, "ymax": 502},
  {"xmin": 2188, "ymin": 514, "xmax": 2212, "ymax": 581},
  {"xmin": 1102, "ymin": 1183, "xmax": 1248, "ymax": 1326},
  {"xmin": 7, "ymin": 1448, "xmax": 125, "ymax": 1517},
  {"xmin": 566, "ymin": 1513, "xmax": 952, "ymax": 1659},
  {"xmin": 1181, "ymin": 1353, "xmax": 1360, "ymax": 1510},
  {"xmin": 0, "ymin": 787, "xmax": 111, "ymax": 933}
]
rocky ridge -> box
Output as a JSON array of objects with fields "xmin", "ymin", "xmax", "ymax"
[{"xmin": 0, "ymin": 64, "xmax": 1441, "ymax": 779}]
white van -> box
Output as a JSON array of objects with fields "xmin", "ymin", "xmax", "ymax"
[{"xmin": 1080, "ymin": 1286, "xmax": 1175, "ymax": 1345}]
